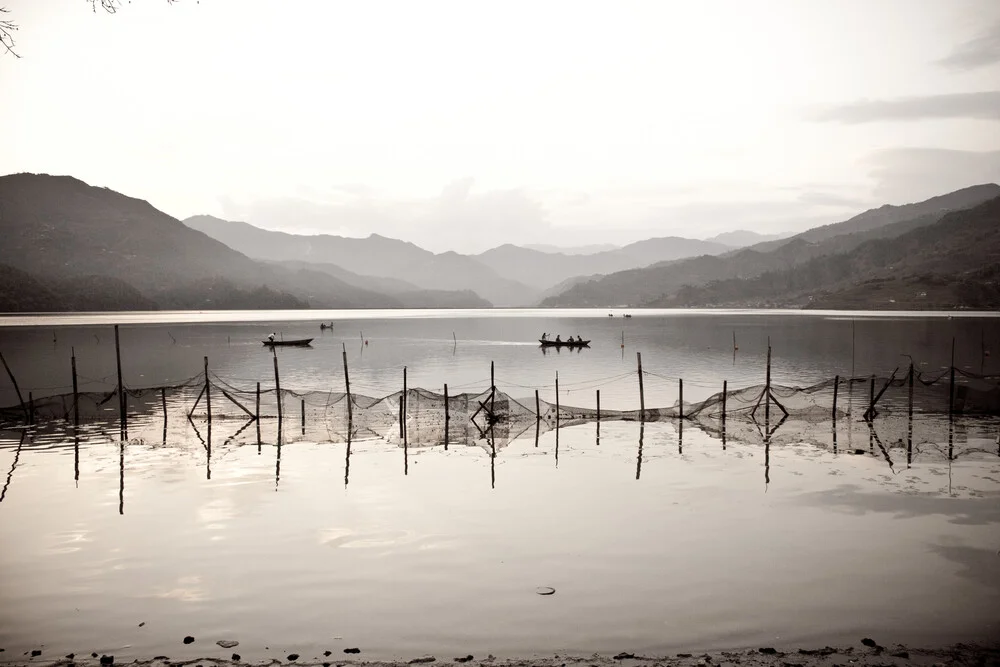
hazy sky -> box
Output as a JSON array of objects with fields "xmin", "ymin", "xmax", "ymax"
[{"xmin": 2, "ymin": 0, "xmax": 999, "ymax": 253}]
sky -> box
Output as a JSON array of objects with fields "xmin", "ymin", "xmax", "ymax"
[{"xmin": 1, "ymin": 0, "xmax": 999, "ymax": 253}]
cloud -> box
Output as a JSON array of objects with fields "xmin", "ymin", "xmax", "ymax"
[
  {"xmin": 937, "ymin": 21, "xmax": 1000, "ymax": 70},
  {"xmin": 810, "ymin": 91, "xmax": 1000, "ymax": 123},
  {"xmin": 864, "ymin": 148, "xmax": 1000, "ymax": 203}
]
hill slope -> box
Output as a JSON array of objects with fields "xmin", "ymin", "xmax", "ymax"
[
  {"xmin": 0, "ymin": 174, "xmax": 419, "ymax": 310},
  {"xmin": 657, "ymin": 196, "xmax": 1000, "ymax": 309},
  {"xmin": 542, "ymin": 184, "xmax": 1000, "ymax": 307},
  {"xmin": 184, "ymin": 215, "xmax": 532, "ymax": 306},
  {"xmin": 476, "ymin": 237, "xmax": 732, "ymax": 292}
]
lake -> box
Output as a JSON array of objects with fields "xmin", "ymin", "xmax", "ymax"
[{"xmin": 1, "ymin": 309, "xmax": 999, "ymax": 661}]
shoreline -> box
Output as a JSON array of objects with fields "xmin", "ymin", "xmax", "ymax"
[{"xmin": 4, "ymin": 642, "xmax": 999, "ymax": 667}]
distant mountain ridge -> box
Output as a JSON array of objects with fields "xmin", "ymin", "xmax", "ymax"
[
  {"xmin": 0, "ymin": 174, "xmax": 489, "ymax": 311},
  {"xmin": 184, "ymin": 215, "xmax": 534, "ymax": 307},
  {"xmin": 542, "ymin": 184, "xmax": 1000, "ymax": 307}
]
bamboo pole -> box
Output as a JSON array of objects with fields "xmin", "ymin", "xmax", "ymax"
[
  {"xmin": 71, "ymin": 348, "xmax": 80, "ymax": 427},
  {"xmin": 114, "ymin": 325, "xmax": 126, "ymax": 431},
  {"xmin": 764, "ymin": 343, "xmax": 771, "ymax": 424},
  {"xmin": 272, "ymin": 350, "xmax": 283, "ymax": 421},
  {"xmin": 204, "ymin": 356, "xmax": 212, "ymax": 424},
  {"xmin": 28, "ymin": 391, "xmax": 34, "ymax": 425},
  {"xmin": 596, "ymin": 389, "xmax": 601, "ymax": 422},
  {"xmin": 949, "ymin": 337, "xmax": 956, "ymax": 419},
  {"xmin": 444, "ymin": 383, "xmax": 449, "ymax": 450},
  {"xmin": 161, "ymin": 388, "xmax": 167, "ymax": 423},
  {"xmin": 400, "ymin": 366, "xmax": 407, "ymax": 438},
  {"xmin": 0, "ymin": 351, "xmax": 28, "ymax": 423},
  {"xmin": 678, "ymin": 378, "xmax": 684, "ymax": 420},
  {"xmin": 721, "ymin": 380, "xmax": 727, "ymax": 424},
  {"xmin": 219, "ymin": 389, "xmax": 254, "ymax": 419},
  {"xmin": 301, "ymin": 398, "xmax": 306, "ymax": 434},
  {"xmin": 535, "ymin": 389, "xmax": 540, "ymax": 421},
  {"xmin": 555, "ymin": 372, "xmax": 560, "ymax": 428},
  {"xmin": 907, "ymin": 363, "xmax": 914, "ymax": 467},
  {"xmin": 342, "ymin": 343, "xmax": 352, "ymax": 425},
  {"xmin": 188, "ymin": 384, "xmax": 206, "ymax": 419},
  {"xmin": 832, "ymin": 375, "xmax": 839, "ymax": 421},
  {"xmin": 637, "ymin": 352, "xmax": 645, "ymax": 421},
  {"xmin": 868, "ymin": 375, "xmax": 875, "ymax": 421},
  {"xmin": 255, "ymin": 382, "xmax": 261, "ymax": 420}
]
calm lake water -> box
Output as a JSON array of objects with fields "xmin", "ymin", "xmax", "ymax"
[{"xmin": 1, "ymin": 310, "xmax": 999, "ymax": 661}]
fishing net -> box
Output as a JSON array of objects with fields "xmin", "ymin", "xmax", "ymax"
[{"xmin": 2, "ymin": 363, "xmax": 999, "ymax": 455}]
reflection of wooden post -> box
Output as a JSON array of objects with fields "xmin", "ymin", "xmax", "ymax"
[
  {"xmin": 301, "ymin": 399, "xmax": 306, "ymax": 434},
  {"xmin": 443, "ymin": 384, "xmax": 449, "ymax": 450},
  {"xmin": 535, "ymin": 389, "xmax": 540, "ymax": 420},
  {"xmin": 115, "ymin": 325, "xmax": 126, "ymax": 431},
  {"xmin": 637, "ymin": 352, "xmax": 645, "ymax": 421},
  {"xmin": 0, "ymin": 351, "xmax": 29, "ymax": 423},
  {"xmin": 71, "ymin": 348, "xmax": 80, "ymax": 426},
  {"xmin": 204, "ymin": 356, "xmax": 212, "ymax": 424},
  {"xmin": 255, "ymin": 382, "xmax": 261, "ymax": 420},
  {"xmin": 342, "ymin": 343, "xmax": 352, "ymax": 425},
  {"xmin": 273, "ymin": 351, "xmax": 283, "ymax": 421},
  {"xmin": 161, "ymin": 388, "xmax": 167, "ymax": 423}
]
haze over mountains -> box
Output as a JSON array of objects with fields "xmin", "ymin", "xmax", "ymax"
[{"xmin": 0, "ymin": 172, "xmax": 998, "ymax": 312}]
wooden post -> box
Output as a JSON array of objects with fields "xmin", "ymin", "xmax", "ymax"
[
  {"xmin": 272, "ymin": 350, "xmax": 283, "ymax": 421},
  {"xmin": 28, "ymin": 391, "xmax": 34, "ymax": 425},
  {"xmin": 535, "ymin": 389, "xmax": 540, "ymax": 421},
  {"xmin": 907, "ymin": 363, "xmax": 914, "ymax": 467},
  {"xmin": 161, "ymin": 387, "xmax": 167, "ymax": 423},
  {"xmin": 832, "ymin": 375, "xmax": 839, "ymax": 421},
  {"xmin": 301, "ymin": 399, "xmax": 306, "ymax": 434},
  {"xmin": 868, "ymin": 375, "xmax": 875, "ymax": 421},
  {"xmin": 596, "ymin": 389, "xmax": 601, "ymax": 422},
  {"xmin": 637, "ymin": 352, "xmax": 645, "ymax": 421},
  {"xmin": 71, "ymin": 348, "xmax": 80, "ymax": 427},
  {"xmin": 949, "ymin": 337, "xmax": 956, "ymax": 418},
  {"xmin": 678, "ymin": 378, "xmax": 684, "ymax": 420},
  {"xmin": 204, "ymin": 356, "xmax": 212, "ymax": 424},
  {"xmin": 342, "ymin": 343, "xmax": 352, "ymax": 425},
  {"xmin": 555, "ymin": 372, "xmax": 560, "ymax": 427},
  {"xmin": 114, "ymin": 325, "xmax": 126, "ymax": 431},
  {"xmin": 764, "ymin": 344, "xmax": 772, "ymax": 423},
  {"xmin": 443, "ymin": 383, "xmax": 449, "ymax": 450},
  {"xmin": 721, "ymin": 380, "xmax": 727, "ymax": 424},
  {"xmin": 400, "ymin": 366, "xmax": 407, "ymax": 438},
  {"xmin": 0, "ymin": 351, "xmax": 29, "ymax": 423},
  {"xmin": 255, "ymin": 382, "xmax": 261, "ymax": 420}
]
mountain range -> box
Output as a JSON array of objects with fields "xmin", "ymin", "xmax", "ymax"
[{"xmin": 0, "ymin": 172, "xmax": 997, "ymax": 312}]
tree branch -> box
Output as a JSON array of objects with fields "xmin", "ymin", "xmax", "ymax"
[{"xmin": 0, "ymin": 7, "xmax": 20, "ymax": 58}]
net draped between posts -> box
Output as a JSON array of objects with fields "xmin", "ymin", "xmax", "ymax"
[{"xmin": 2, "ymin": 364, "xmax": 999, "ymax": 454}]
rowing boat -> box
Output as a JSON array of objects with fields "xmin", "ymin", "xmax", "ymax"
[
  {"xmin": 538, "ymin": 339, "xmax": 590, "ymax": 348},
  {"xmin": 262, "ymin": 338, "xmax": 314, "ymax": 347}
]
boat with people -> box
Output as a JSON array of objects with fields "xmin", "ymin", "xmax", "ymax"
[
  {"xmin": 262, "ymin": 338, "xmax": 314, "ymax": 347},
  {"xmin": 538, "ymin": 337, "xmax": 590, "ymax": 348},
  {"xmin": 319, "ymin": 322, "xmax": 334, "ymax": 330}
]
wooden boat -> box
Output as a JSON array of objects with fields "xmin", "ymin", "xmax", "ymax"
[
  {"xmin": 539, "ymin": 339, "xmax": 590, "ymax": 348},
  {"xmin": 262, "ymin": 338, "xmax": 314, "ymax": 347}
]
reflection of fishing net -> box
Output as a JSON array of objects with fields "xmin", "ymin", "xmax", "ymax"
[{"xmin": 3, "ymin": 366, "xmax": 999, "ymax": 454}]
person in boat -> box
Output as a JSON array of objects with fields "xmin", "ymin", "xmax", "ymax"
[
  {"xmin": 268, "ymin": 332, "xmax": 275, "ymax": 342},
  {"xmin": 541, "ymin": 332, "xmax": 548, "ymax": 341},
  {"xmin": 555, "ymin": 334, "xmax": 561, "ymax": 343}
]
